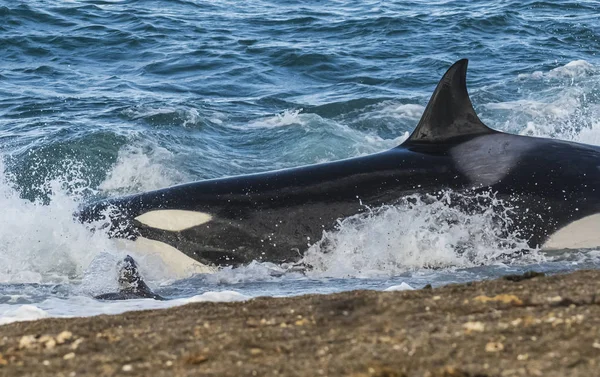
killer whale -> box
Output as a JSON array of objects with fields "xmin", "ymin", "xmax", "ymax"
[{"xmin": 78, "ymin": 59, "xmax": 600, "ymax": 272}]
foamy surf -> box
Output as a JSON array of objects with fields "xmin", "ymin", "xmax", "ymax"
[
  {"xmin": 485, "ymin": 60, "xmax": 600, "ymax": 140},
  {"xmin": 0, "ymin": 291, "xmax": 249, "ymax": 325},
  {"xmin": 301, "ymin": 190, "xmax": 539, "ymax": 279},
  {"xmin": 99, "ymin": 143, "xmax": 187, "ymax": 196}
]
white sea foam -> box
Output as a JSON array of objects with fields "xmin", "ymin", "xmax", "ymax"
[
  {"xmin": 204, "ymin": 261, "xmax": 290, "ymax": 285},
  {"xmin": 383, "ymin": 283, "xmax": 414, "ymax": 292},
  {"xmin": 0, "ymin": 158, "xmax": 114, "ymax": 284},
  {"xmin": 487, "ymin": 60, "xmax": 600, "ymax": 142},
  {"xmin": 247, "ymin": 109, "xmax": 306, "ymax": 129},
  {"xmin": 0, "ymin": 291, "xmax": 250, "ymax": 324},
  {"xmin": 0, "ymin": 304, "xmax": 49, "ymax": 325},
  {"xmin": 518, "ymin": 60, "xmax": 597, "ymax": 80},
  {"xmin": 302, "ymin": 191, "xmax": 538, "ymax": 278},
  {"xmin": 381, "ymin": 103, "xmax": 425, "ymax": 120},
  {"xmin": 0, "ymin": 147, "xmax": 192, "ymax": 289},
  {"xmin": 363, "ymin": 132, "xmax": 408, "ymax": 149},
  {"xmin": 186, "ymin": 291, "xmax": 248, "ymax": 303},
  {"xmin": 99, "ymin": 143, "xmax": 186, "ymax": 196},
  {"xmin": 548, "ymin": 60, "xmax": 597, "ymax": 79}
]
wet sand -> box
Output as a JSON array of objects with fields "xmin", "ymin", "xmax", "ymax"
[{"xmin": 1, "ymin": 269, "xmax": 600, "ymax": 376}]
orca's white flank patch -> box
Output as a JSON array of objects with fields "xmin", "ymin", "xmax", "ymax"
[
  {"xmin": 135, "ymin": 210, "xmax": 212, "ymax": 232},
  {"xmin": 542, "ymin": 213, "xmax": 600, "ymax": 250},
  {"xmin": 117, "ymin": 237, "xmax": 216, "ymax": 278}
]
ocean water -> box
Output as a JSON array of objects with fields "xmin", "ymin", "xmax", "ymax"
[{"xmin": 1, "ymin": 0, "xmax": 600, "ymax": 323}]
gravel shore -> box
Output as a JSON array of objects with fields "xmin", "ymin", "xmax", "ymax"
[{"xmin": 1, "ymin": 269, "xmax": 600, "ymax": 377}]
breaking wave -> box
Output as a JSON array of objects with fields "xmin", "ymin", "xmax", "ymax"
[
  {"xmin": 99, "ymin": 143, "xmax": 187, "ymax": 196},
  {"xmin": 483, "ymin": 59, "xmax": 600, "ymax": 144},
  {"xmin": 0, "ymin": 142, "xmax": 190, "ymax": 286},
  {"xmin": 301, "ymin": 190, "xmax": 539, "ymax": 278},
  {"xmin": 0, "ymin": 158, "xmax": 107, "ymax": 284}
]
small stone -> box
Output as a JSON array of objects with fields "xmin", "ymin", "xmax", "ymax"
[
  {"xmin": 463, "ymin": 321, "xmax": 485, "ymax": 333},
  {"xmin": 43, "ymin": 360, "xmax": 50, "ymax": 366},
  {"xmin": 165, "ymin": 360, "xmax": 173, "ymax": 367},
  {"xmin": 517, "ymin": 354, "xmax": 529, "ymax": 361},
  {"xmin": 317, "ymin": 347, "xmax": 329, "ymax": 357},
  {"xmin": 56, "ymin": 331, "xmax": 73, "ymax": 344},
  {"xmin": 593, "ymin": 342, "xmax": 600, "ymax": 349},
  {"xmin": 19, "ymin": 335, "xmax": 38, "ymax": 349},
  {"xmin": 63, "ymin": 352, "xmax": 76, "ymax": 360},
  {"xmin": 441, "ymin": 366, "xmax": 464, "ymax": 376},
  {"xmin": 548, "ymin": 296, "xmax": 563, "ymax": 303},
  {"xmin": 249, "ymin": 348, "xmax": 262, "ymax": 355},
  {"xmin": 432, "ymin": 295, "xmax": 441, "ymax": 300},
  {"xmin": 42, "ymin": 337, "xmax": 56, "ymax": 349},
  {"xmin": 38, "ymin": 335, "xmax": 54, "ymax": 348},
  {"xmin": 122, "ymin": 365, "xmax": 133, "ymax": 372},
  {"xmin": 485, "ymin": 342, "xmax": 504, "ymax": 352},
  {"xmin": 184, "ymin": 354, "xmax": 208, "ymax": 364},
  {"xmin": 70, "ymin": 338, "xmax": 84, "ymax": 350},
  {"xmin": 511, "ymin": 318, "xmax": 523, "ymax": 327},
  {"xmin": 475, "ymin": 294, "xmax": 523, "ymax": 306}
]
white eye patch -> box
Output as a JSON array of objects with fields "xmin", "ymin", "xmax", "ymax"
[{"xmin": 135, "ymin": 210, "xmax": 212, "ymax": 232}]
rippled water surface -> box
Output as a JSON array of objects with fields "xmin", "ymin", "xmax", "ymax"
[{"xmin": 1, "ymin": 0, "xmax": 600, "ymax": 322}]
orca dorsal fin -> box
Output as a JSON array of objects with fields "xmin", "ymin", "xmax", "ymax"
[{"xmin": 402, "ymin": 59, "xmax": 495, "ymax": 145}]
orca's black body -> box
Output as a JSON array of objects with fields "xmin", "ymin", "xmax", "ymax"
[{"xmin": 79, "ymin": 60, "xmax": 600, "ymax": 268}]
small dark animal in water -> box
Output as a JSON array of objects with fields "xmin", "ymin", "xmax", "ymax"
[{"xmin": 95, "ymin": 255, "xmax": 164, "ymax": 300}]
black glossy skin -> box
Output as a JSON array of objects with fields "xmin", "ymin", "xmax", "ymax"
[
  {"xmin": 443, "ymin": 133, "xmax": 600, "ymax": 247},
  {"xmin": 78, "ymin": 59, "xmax": 600, "ymax": 267},
  {"xmin": 79, "ymin": 145, "xmax": 466, "ymax": 266},
  {"xmin": 78, "ymin": 132, "xmax": 600, "ymax": 267}
]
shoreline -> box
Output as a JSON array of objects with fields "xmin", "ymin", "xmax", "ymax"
[{"xmin": 1, "ymin": 269, "xmax": 600, "ymax": 376}]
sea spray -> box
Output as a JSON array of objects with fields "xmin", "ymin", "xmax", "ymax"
[{"xmin": 302, "ymin": 190, "xmax": 539, "ymax": 278}]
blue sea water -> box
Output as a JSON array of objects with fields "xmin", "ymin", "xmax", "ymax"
[{"xmin": 0, "ymin": 0, "xmax": 600, "ymax": 321}]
